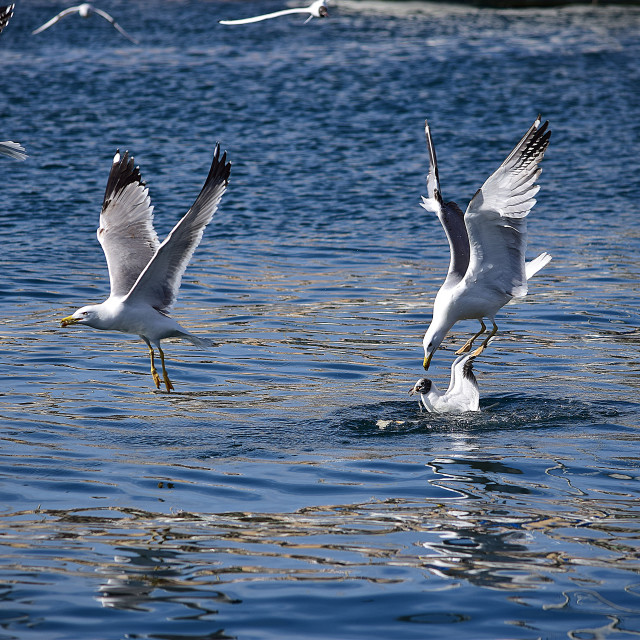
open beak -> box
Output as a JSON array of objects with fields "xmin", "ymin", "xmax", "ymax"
[
  {"xmin": 60, "ymin": 315, "xmax": 79, "ymax": 327},
  {"xmin": 408, "ymin": 387, "xmax": 416, "ymax": 396},
  {"xmin": 423, "ymin": 352, "xmax": 433, "ymax": 371}
]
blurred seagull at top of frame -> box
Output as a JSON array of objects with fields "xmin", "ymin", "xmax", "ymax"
[
  {"xmin": 421, "ymin": 116, "xmax": 552, "ymax": 371},
  {"xmin": 0, "ymin": 4, "xmax": 15, "ymax": 36},
  {"xmin": 0, "ymin": 141, "xmax": 27, "ymax": 161},
  {"xmin": 409, "ymin": 354, "xmax": 479, "ymax": 414},
  {"xmin": 32, "ymin": 3, "xmax": 139, "ymax": 44},
  {"xmin": 219, "ymin": 0, "xmax": 328, "ymax": 25},
  {"xmin": 60, "ymin": 145, "xmax": 231, "ymax": 393}
]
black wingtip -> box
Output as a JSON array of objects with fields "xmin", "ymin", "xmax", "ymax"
[
  {"xmin": 207, "ymin": 142, "xmax": 231, "ymax": 186},
  {"xmin": 462, "ymin": 355, "xmax": 478, "ymax": 388},
  {"xmin": 102, "ymin": 148, "xmax": 145, "ymax": 209}
]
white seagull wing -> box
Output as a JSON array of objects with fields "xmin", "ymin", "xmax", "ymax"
[
  {"xmin": 125, "ymin": 145, "xmax": 231, "ymax": 312},
  {"xmin": 463, "ymin": 117, "xmax": 551, "ymax": 298},
  {"xmin": 220, "ymin": 6, "xmax": 311, "ymax": 25},
  {"xmin": 91, "ymin": 6, "xmax": 138, "ymax": 43},
  {"xmin": 32, "ymin": 6, "xmax": 81, "ymax": 35},
  {"xmin": 420, "ymin": 120, "xmax": 470, "ymax": 286},
  {"xmin": 0, "ymin": 4, "xmax": 15, "ymax": 36},
  {"xmin": 97, "ymin": 150, "xmax": 159, "ymax": 298},
  {"xmin": 0, "ymin": 140, "xmax": 27, "ymax": 161},
  {"xmin": 446, "ymin": 354, "xmax": 479, "ymax": 409}
]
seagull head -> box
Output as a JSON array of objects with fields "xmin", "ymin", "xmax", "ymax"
[
  {"xmin": 409, "ymin": 378, "xmax": 432, "ymax": 396},
  {"xmin": 310, "ymin": 0, "xmax": 328, "ymax": 18},
  {"xmin": 422, "ymin": 327, "xmax": 445, "ymax": 370},
  {"xmin": 60, "ymin": 304, "xmax": 102, "ymax": 328}
]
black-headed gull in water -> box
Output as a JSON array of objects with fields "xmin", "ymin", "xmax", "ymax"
[
  {"xmin": 32, "ymin": 3, "xmax": 138, "ymax": 44},
  {"xmin": 220, "ymin": 0, "xmax": 328, "ymax": 25},
  {"xmin": 60, "ymin": 145, "xmax": 231, "ymax": 392},
  {"xmin": 421, "ymin": 116, "xmax": 552, "ymax": 371},
  {"xmin": 410, "ymin": 354, "xmax": 480, "ymax": 414}
]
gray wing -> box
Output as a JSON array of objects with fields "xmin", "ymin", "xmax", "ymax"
[
  {"xmin": 220, "ymin": 7, "xmax": 310, "ymax": 25},
  {"xmin": 0, "ymin": 140, "xmax": 27, "ymax": 161},
  {"xmin": 463, "ymin": 117, "xmax": 551, "ymax": 298},
  {"xmin": 0, "ymin": 4, "xmax": 15, "ymax": 35},
  {"xmin": 91, "ymin": 7, "xmax": 138, "ymax": 43},
  {"xmin": 125, "ymin": 145, "xmax": 231, "ymax": 312},
  {"xmin": 420, "ymin": 120, "xmax": 470, "ymax": 287},
  {"xmin": 97, "ymin": 150, "xmax": 159, "ymax": 298},
  {"xmin": 32, "ymin": 6, "xmax": 81, "ymax": 34}
]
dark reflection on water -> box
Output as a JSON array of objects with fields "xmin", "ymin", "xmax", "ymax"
[{"xmin": 2, "ymin": 0, "xmax": 640, "ymax": 638}]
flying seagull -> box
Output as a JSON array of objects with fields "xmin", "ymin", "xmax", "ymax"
[
  {"xmin": 0, "ymin": 141, "xmax": 27, "ymax": 161},
  {"xmin": 219, "ymin": 0, "xmax": 328, "ymax": 25},
  {"xmin": 0, "ymin": 4, "xmax": 15, "ymax": 36},
  {"xmin": 421, "ymin": 116, "xmax": 552, "ymax": 371},
  {"xmin": 32, "ymin": 3, "xmax": 139, "ymax": 44},
  {"xmin": 61, "ymin": 145, "xmax": 231, "ymax": 392},
  {"xmin": 410, "ymin": 354, "xmax": 480, "ymax": 414}
]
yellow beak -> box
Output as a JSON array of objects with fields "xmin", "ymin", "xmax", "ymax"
[
  {"xmin": 423, "ymin": 352, "xmax": 433, "ymax": 371},
  {"xmin": 60, "ymin": 315, "xmax": 79, "ymax": 327}
]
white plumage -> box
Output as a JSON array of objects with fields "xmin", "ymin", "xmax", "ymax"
[
  {"xmin": 61, "ymin": 145, "xmax": 231, "ymax": 392},
  {"xmin": 220, "ymin": 0, "xmax": 328, "ymax": 25},
  {"xmin": 32, "ymin": 3, "xmax": 138, "ymax": 44},
  {"xmin": 421, "ymin": 117, "xmax": 552, "ymax": 370},
  {"xmin": 0, "ymin": 140, "xmax": 27, "ymax": 161},
  {"xmin": 410, "ymin": 354, "xmax": 480, "ymax": 414}
]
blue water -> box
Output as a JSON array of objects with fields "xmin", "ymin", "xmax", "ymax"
[{"xmin": 1, "ymin": 1, "xmax": 640, "ymax": 638}]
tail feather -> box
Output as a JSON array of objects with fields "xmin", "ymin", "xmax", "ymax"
[
  {"xmin": 525, "ymin": 252, "xmax": 552, "ymax": 280},
  {"xmin": 181, "ymin": 332, "xmax": 211, "ymax": 349}
]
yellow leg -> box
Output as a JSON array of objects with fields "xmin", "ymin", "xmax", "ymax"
[
  {"xmin": 455, "ymin": 320, "xmax": 486, "ymax": 355},
  {"xmin": 471, "ymin": 320, "xmax": 498, "ymax": 357},
  {"xmin": 158, "ymin": 346, "xmax": 174, "ymax": 393},
  {"xmin": 148, "ymin": 345, "xmax": 161, "ymax": 389}
]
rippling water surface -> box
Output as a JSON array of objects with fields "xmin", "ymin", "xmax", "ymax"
[{"xmin": 1, "ymin": 1, "xmax": 640, "ymax": 638}]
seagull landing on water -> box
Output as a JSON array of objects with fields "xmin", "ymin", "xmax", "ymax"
[
  {"xmin": 0, "ymin": 4, "xmax": 15, "ymax": 36},
  {"xmin": 421, "ymin": 116, "xmax": 552, "ymax": 371},
  {"xmin": 0, "ymin": 141, "xmax": 27, "ymax": 161},
  {"xmin": 410, "ymin": 354, "xmax": 480, "ymax": 414},
  {"xmin": 60, "ymin": 145, "xmax": 231, "ymax": 392},
  {"xmin": 219, "ymin": 0, "xmax": 328, "ymax": 25},
  {"xmin": 32, "ymin": 3, "xmax": 139, "ymax": 44}
]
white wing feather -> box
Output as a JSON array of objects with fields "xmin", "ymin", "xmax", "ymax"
[
  {"xmin": 97, "ymin": 151, "xmax": 159, "ymax": 298},
  {"xmin": 464, "ymin": 117, "xmax": 551, "ymax": 298},
  {"xmin": 32, "ymin": 6, "xmax": 81, "ymax": 34},
  {"xmin": 125, "ymin": 146, "xmax": 231, "ymax": 312},
  {"xmin": 0, "ymin": 140, "xmax": 27, "ymax": 161}
]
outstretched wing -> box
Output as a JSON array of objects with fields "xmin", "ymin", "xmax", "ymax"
[
  {"xmin": 97, "ymin": 150, "xmax": 159, "ymax": 298},
  {"xmin": 420, "ymin": 120, "xmax": 470, "ymax": 287},
  {"xmin": 0, "ymin": 140, "xmax": 27, "ymax": 161},
  {"xmin": 125, "ymin": 145, "xmax": 231, "ymax": 312},
  {"xmin": 91, "ymin": 7, "xmax": 138, "ymax": 43},
  {"xmin": 0, "ymin": 4, "xmax": 15, "ymax": 36},
  {"xmin": 220, "ymin": 7, "xmax": 310, "ymax": 25},
  {"xmin": 32, "ymin": 6, "xmax": 80, "ymax": 35},
  {"xmin": 463, "ymin": 117, "xmax": 551, "ymax": 298}
]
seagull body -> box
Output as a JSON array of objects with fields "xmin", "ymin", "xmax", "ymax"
[
  {"xmin": 0, "ymin": 4, "xmax": 15, "ymax": 36},
  {"xmin": 219, "ymin": 0, "xmax": 328, "ymax": 25},
  {"xmin": 0, "ymin": 140, "xmax": 27, "ymax": 161},
  {"xmin": 32, "ymin": 3, "xmax": 138, "ymax": 43},
  {"xmin": 421, "ymin": 117, "xmax": 552, "ymax": 370},
  {"xmin": 61, "ymin": 145, "xmax": 231, "ymax": 392},
  {"xmin": 410, "ymin": 354, "xmax": 479, "ymax": 414}
]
